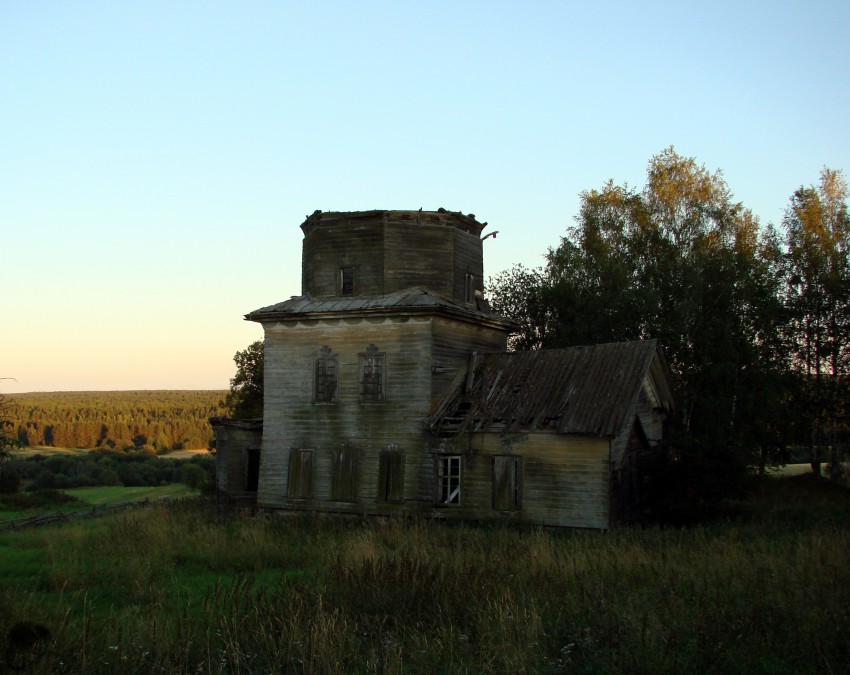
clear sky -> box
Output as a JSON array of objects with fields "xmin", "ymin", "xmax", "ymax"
[{"xmin": 2, "ymin": 1, "xmax": 848, "ymax": 393}]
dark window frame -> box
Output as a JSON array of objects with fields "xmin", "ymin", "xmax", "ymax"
[
  {"xmin": 378, "ymin": 446, "xmax": 405, "ymax": 502},
  {"xmin": 436, "ymin": 454, "xmax": 462, "ymax": 506},
  {"xmin": 331, "ymin": 445, "xmax": 359, "ymax": 502},
  {"xmin": 340, "ymin": 266, "xmax": 355, "ymax": 295},
  {"xmin": 464, "ymin": 273, "xmax": 475, "ymax": 303},
  {"xmin": 360, "ymin": 344, "xmax": 386, "ymax": 402},
  {"xmin": 314, "ymin": 346, "xmax": 338, "ymax": 404}
]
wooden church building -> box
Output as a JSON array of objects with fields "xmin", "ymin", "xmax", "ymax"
[{"xmin": 212, "ymin": 209, "xmax": 674, "ymax": 529}]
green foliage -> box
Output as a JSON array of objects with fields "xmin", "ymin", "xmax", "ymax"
[
  {"xmin": 782, "ymin": 168, "xmax": 850, "ymax": 479},
  {"xmin": 4, "ymin": 390, "xmax": 226, "ymax": 451},
  {"xmin": 225, "ymin": 340, "xmax": 264, "ymax": 419},
  {"xmin": 0, "ymin": 477, "xmax": 848, "ymax": 673},
  {"xmin": 488, "ymin": 148, "xmax": 844, "ymax": 511},
  {"xmin": 180, "ymin": 462, "xmax": 208, "ymax": 492},
  {"xmin": 0, "ymin": 489, "xmax": 80, "ymax": 511},
  {"xmin": 2, "ymin": 451, "xmax": 214, "ymax": 493}
]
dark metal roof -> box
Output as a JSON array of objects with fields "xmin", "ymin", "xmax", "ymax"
[
  {"xmin": 428, "ymin": 340, "xmax": 668, "ymax": 437},
  {"xmin": 246, "ymin": 287, "xmax": 514, "ymax": 328}
]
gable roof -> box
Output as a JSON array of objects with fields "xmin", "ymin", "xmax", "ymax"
[
  {"xmin": 428, "ymin": 340, "xmax": 673, "ymax": 438},
  {"xmin": 246, "ymin": 286, "xmax": 513, "ymax": 329}
]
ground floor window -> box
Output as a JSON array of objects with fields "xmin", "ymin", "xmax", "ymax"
[
  {"xmin": 492, "ymin": 455, "xmax": 521, "ymax": 511},
  {"xmin": 331, "ymin": 445, "xmax": 359, "ymax": 502},
  {"xmin": 288, "ymin": 449, "xmax": 313, "ymax": 499},
  {"xmin": 436, "ymin": 454, "xmax": 462, "ymax": 505},
  {"xmin": 378, "ymin": 448, "xmax": 404, "ymax": 502}
]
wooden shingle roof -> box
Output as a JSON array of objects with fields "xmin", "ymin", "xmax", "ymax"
[{"xmin": 428, "ymin": 340, "xmax": 671, "ymax": 437}]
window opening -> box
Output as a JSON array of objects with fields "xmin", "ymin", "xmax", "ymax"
[
  {"xmin": 340, "ymin": 266, "xmax": 355, "ymax": 295},
  {"xmin": 331, "ymin": 445, "xmax": 358, "ymax": 502},
  {"xmin": 437, "ymin": 455, "xmax": 462, "ymax": 505},
  {"xmin": 464, "ymin": 273, "xmax": 475, "ymax": 303},
  {"xmin": 378, "ymin": 446, "xmax": 404, "ymax": 502},
  {"xmin": 288, "ymin": 449, "xmax": 313, "ymax": 499},
  {"xmin": 315, "ymin": 346, "xmax": 337, "ymax": 403},
  {"xmin": 360, "ymin": 344, "xmax": 385, "ymax": 402}
]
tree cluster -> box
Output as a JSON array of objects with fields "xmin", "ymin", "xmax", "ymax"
[
  {"xmin": 5, "ymin": 391, "xmax": 226, "ymax": 452},
  {"xmin": 2, "ymin": 451, "xmax": 214, "ymax": 493},
  {"xmin": 225, "ymin": 341, "xmax": 264, "ymax": 419},
  {"xmin": 488, "ymin": 148, "xmax": 849, "ymax": 511}
]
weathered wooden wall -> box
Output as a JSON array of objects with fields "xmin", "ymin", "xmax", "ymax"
[
  {"xmin": 211, "ymin": 422, "xmax": 263, "ymax": 493},
  {"xmin": 433, "ymin": 432, "xmax": 611, "ymax": 529},
  {"xmin": 302, "ymin": 219, "xmax": 385, "ymax": 297},
  {"xmin": 299, "ymin": 212, "xmax": 484, "ymax": 305},
  {"xmin": 259, "ymin": 315, "xmax": 436, "ymax": 511},
  {"xmin": 430, "ymin": 316, "xmax": 507, "ymax": 410}
]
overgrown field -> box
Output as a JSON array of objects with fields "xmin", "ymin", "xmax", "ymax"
[{"xmin": 1, "ymin": 475, "xmax": 849, "ymax": 673}]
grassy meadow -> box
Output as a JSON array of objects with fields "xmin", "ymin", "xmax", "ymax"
[{"xmin": 1, "ymin": 475, "xmax": 849, "ymax": 673}]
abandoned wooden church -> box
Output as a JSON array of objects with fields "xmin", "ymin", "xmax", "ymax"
[{"xmin": 212, "ymin": 209, "xmax": 674, "ymax": 529}]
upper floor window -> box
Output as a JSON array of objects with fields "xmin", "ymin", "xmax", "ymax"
[
  {"xmin": 464, "ymin": 273, "xmax": 475, "ymax": 303},
  {"xmin": 360, "ymin": 344, "xmax": 385, "ymax": 402},
  {"xmin": 340, "ymin": 266, "xmax": 355, "ymax": 295},
  {"xmin": 315, "ymin": 346, "xmax": 337, "ymax": 403}
]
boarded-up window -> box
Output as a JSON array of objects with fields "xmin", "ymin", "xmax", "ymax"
[
  {"xmin": 315, "ymin": 346, "xmax": 337, "ymax": 403},
  {"xmin": 288, "ymin": 449, "xmax": 313, "ymax": 499},
  {"xmin": 378, "ymin": 449, "xmax": 404, "ymax": 502},
  {"xmin": 360, "ymin": 345, "xmax": 385, "ymax": 402},
  {"xmin": 340, "ymin": 266, "xmax": 355, "ymax": 295},
  {"xmin": 331, "ymin": 446, "xmax": 359, "ymax": 502},
  {"xmin": 492, "ymin": 455, "xmax": 521, "ymax": 511},
  {"xmin": 436, "ymin": 455, "xmax": 462, "ymax": 505}
]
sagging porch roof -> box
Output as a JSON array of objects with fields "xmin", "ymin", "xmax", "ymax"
[{"xmin": 428, "ymin": 340, "xmax": 673, "ymax": 438}]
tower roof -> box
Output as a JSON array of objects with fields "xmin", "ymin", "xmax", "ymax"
[{"xmin": 299, "ymin": 208, "xmax": 488, "ymax": 237}]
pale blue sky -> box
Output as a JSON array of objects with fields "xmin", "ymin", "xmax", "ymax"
[{"xmin": 2, "ymin": 1, "xmax": 848, "ymax": 392}]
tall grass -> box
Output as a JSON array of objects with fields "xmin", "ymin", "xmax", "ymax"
[{"xmin": 1, "ymin": 475, "xmax": 849, "ymax": 673}]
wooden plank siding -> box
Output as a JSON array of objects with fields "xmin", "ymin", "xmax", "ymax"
[
  {"xmin": 301, "ymin": 220, "xmax": 385, "ymax": 297},
  {"xmin": 226, "ymin": 210, "xmax": 675, "ymax": 530},
  {"xmin": 433, "ymin": 432, "xmax": 611, "ymax": 529},
  {"xmin": 210, "ymin": 420, "xmax": 263, "ymax": 495},
  {"xmin": 258, "ymin": 315, "xmax": 437, "ymax": 511},
  {"xmin": 430, "ymin": 316, "xmax": 508, "ymax": 411}
]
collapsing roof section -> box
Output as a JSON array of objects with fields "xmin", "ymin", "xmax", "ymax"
[
  {"xmin": 299, "ymin": 208, "xmax": 488, "ymax": 237},
  {"xmin": 428, "ymin": 340, "xmax": 674, "ymax": 438}
]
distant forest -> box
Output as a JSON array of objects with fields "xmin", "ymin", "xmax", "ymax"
[{"xmin": 6, "ymin": 391, "xmax": 226, "ymax": 452}]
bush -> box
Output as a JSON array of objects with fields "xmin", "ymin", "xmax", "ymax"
[
  {"xmin": 0, "ymin": 466, "xmax": 21, "ymax": 494},
  {"xmin": 0, "ymin": 489, "xmax": 80, "ymax": 510}
]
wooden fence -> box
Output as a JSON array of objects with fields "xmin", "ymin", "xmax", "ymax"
[{"xmin": 0, "ymin": 497, "xmax": 161, "ymax": 532}]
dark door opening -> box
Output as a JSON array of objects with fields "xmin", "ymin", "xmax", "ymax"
[{"xmin": 245, "ymin": 448, "xmax": 261, "ymax": 492}]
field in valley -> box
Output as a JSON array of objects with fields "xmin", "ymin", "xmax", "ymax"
[{"xmin": 0, "ymin": 474, "xmax": 848, "ymax": 673}]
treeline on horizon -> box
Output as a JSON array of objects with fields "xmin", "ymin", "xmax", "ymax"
[
  {"xmin": 487, "ymin": 147, "xmax": 850, "ymax": 502},
  {"xmin": 5, "ymin": 390, "xmax": 226, "ymax": 452}
]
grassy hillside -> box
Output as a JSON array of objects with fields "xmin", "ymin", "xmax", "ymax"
[{"xmin": 1, "ymin": 475, "xmax": 848, "ymax": 673}]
